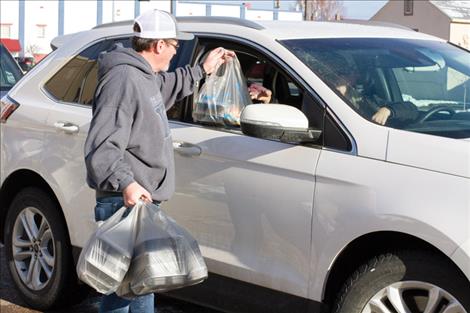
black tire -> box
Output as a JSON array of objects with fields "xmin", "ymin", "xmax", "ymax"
[
  {"xmin": 333, "ymin": 251, "xmax": 470, "ymax": 313},
  {"xmin": 4, "ymin": 187, "xmax": 80, "ymax": 310}
]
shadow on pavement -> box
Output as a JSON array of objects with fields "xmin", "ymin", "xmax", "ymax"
[{"xmin": 1, "ymin": 244, "xmax": 219, "ymax": 313}]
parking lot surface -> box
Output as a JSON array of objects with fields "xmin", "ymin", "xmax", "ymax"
[{"xmin": 0, "ymin": 245, "xmax": 219, "ymax": 313}]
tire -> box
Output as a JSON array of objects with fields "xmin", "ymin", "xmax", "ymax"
[
  {"xmin": 333, "ymin": 251, "xmax": 470, "ymax": 313},
  {"xmin": 4, "ymin": 187, "xmax": 78, "ymax": 310}
]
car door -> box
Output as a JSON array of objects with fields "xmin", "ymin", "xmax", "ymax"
[
  {"xmin": 41, "ymin": 38, "xmax": 132, "ymax": 247},
  {"xmin": 165, "ymin": 36, "xmax": 323, "ymax": 298},
  {"xmin": 41, "ymin": 40, "xmax": 105, "ymax": 247}
]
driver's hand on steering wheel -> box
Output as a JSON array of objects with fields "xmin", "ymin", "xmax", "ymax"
[{"xmin": 372, "ymin": 107, "xmax": 392, "ymax": 125}]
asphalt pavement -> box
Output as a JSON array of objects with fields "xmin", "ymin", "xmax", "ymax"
[{"xmin": 0, "ymin": 245, "xmax": 220, "ymax": 313}]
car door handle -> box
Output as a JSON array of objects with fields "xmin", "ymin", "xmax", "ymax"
[
  {"xmin": 173, "ymin": 141, "xmax": 202, "ymax": 157},
  {"xmin": 54, "ymin": 121, "xmax": 79, "ymax": 134}
]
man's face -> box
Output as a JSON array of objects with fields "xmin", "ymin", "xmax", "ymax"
[{"xmin": 160, "ymin": 39, "xmax": 179, "ymax": 71}]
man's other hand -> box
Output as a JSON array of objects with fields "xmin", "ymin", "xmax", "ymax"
[{"xmin": 123, "ymin": 182, "xmax": 152, "ymax": 207}]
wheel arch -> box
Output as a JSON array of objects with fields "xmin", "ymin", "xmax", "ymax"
[
  {"xmin": 0, "ymin": 169, "xmax": 68, "ymax": 244},
  {"xmin": 322, "ymin": 231, "xmax": 469, "ymax": 307}
]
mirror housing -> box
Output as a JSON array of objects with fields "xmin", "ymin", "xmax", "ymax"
[{"xmin": 240, "ymin": 104, "xmax": 321, "ymax": 144}]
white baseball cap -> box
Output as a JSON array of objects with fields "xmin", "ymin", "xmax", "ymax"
[{"xmin": 134, "ymin": 9, "xmax": 194, "ymax": 40}]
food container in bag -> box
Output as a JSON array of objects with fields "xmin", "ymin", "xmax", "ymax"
[
  {"xmin": 77, "ymin": 206, "xmax": 138, "ymax": 295},
  {"xmin": 117, "ymin": 202, "xmax": 208, "ymax": 298}
]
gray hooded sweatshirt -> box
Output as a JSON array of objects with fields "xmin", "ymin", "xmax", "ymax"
[{"xmin": 84, "ymin": 45, "xmax": 203, "ymax": 201}]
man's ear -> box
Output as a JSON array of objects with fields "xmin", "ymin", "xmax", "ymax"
[{"xmin": 153, "ymin": 40, "xmax": 165, "ymax": 55}]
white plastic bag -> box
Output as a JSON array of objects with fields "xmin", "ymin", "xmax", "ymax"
[
  {"xmin": 193, "ymin": 56, "xmax": 252, "ymax": 126},
  {"xmin": 117, "ymin": 201, "xmax": 208, "ymax": 298},
  {"xmin": 76, "ymin": 206, "xmax": 138, "ymax": 295}
]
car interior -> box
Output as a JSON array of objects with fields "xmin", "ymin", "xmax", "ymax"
[{"xmin": 185, "ymin": 39, "xmax": 305, "ymax": 126}]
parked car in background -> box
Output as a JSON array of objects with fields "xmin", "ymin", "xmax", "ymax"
[
  {"xmin": 14, "ymin": 56, "xmax": 36, "ymax": 72},
  {"xmin": 0, "ymin": 43, "xmax": 23, "ymax": 99},
  {"xmin": 1, "ymin": 17, "xmax": 469, "ymax": 313}
]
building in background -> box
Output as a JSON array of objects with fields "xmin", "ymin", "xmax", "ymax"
[
  {"xmin": 0, "ymin": 0, "xmax": 171, "ymax": 59},
  {"xmin": 371, "ymin": 0, "xmax": 470, "ymax": 49},
  {"xmin": 0, "ymin": 0, "xmax": 302, "ymax": 60}
]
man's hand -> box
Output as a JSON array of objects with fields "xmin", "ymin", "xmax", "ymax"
[
  {"xmin": 123, "ymin": 182, "xmax": 152, "ymax": 207},
  {"xmin": 249, "ymin": 83, "xmax": 272, "ymax": 104},
  {"xmin": 203, "ymin": 47, "xmax": 236, "ymax": 74},
  {"xmin": 372, "ymin": 107, "xmax": 391, "ymax": 125}
]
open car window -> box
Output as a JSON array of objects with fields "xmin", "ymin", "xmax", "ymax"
[{"xmin": 188, "ymin": 38, "xmax": 306, "ymax": 129}]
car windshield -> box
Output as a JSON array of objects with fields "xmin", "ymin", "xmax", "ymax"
[
  {"xmin": 0, "ymin": 45, "xmax": 23, "ymax": 92},
  {"xmin": 281, "ymin": 38, "xmax": 470, "ymax": 139}
]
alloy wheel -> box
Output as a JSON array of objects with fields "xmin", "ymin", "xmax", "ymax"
[
  {"xmin": 363, "ymin": 281, "xmax": 467, "ymax": 313},
  {"xmin": 11, "ymin": 206, "xmax": 55, "ymax": 291}
]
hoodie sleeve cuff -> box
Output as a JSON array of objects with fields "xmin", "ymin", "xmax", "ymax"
[
  {"xmin": 118, "ymin": 176, "xmax": 135, "ymax": 192},
  {"xmin": 196, "ymin": 64, "xmax": 205, "ymax": 79},
  {"xmin": 384, "ymin": 105, "xmax": 395, "ymax": 118}
]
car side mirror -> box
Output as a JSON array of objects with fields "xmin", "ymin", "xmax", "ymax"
[{"xmin": 240, "ymin": 104, "xmax": 321, "ymax": 144}]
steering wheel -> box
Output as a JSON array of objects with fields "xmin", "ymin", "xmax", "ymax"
[{"xmin": 418, "ymin": 106, "xmax": 455, "ymax": 123}]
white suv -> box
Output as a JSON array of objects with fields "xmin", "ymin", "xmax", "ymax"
[{"xmin": 1, "ymin": 17, "xmax": 469, "ymax": 313}]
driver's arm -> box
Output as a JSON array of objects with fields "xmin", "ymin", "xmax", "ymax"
[
  {"xmin": 372, "ymin": 101, "xmax": 419, "ymax": 125},
  {"xmin": 372, "ymin": 107, "xmax": 391, "ymax": 125}
]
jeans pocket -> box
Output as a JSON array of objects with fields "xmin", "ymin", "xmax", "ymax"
[{"xmin": 94, "ymin": 197, "xmax": 124, "ymax": 222}]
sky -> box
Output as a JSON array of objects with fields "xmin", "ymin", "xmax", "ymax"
[{"xmin": 342, "ymin": 0, "xmax": 388, "ymax": 19}]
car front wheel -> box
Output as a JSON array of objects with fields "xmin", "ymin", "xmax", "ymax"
[
  {"xmin": 333, "ymin": 251, "xmax": 470, "ymax": 313},
  {"xmin": 4, "ymin": 187, "xmax": 77, "ymax": 310}
]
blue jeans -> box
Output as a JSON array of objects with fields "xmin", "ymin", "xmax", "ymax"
[{"xmin": 95, "ymin": 196, "xmax": 155, "ymax": 313}]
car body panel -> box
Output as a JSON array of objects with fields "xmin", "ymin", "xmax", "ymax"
[
  {"xmin": 387, "ymin": 128, "xmax": 470, "ymax": 178},
  {"xmin": 309, "ymin": 148, "xmax": 469, "ymax": 300},
  {"xmin": 167, "ymin": 121, "xmax": 320, "ymax": 298},
  {"xmin": 452, "ymin": 238, "xmax": 470, "ymax": 283},
  {"xmin": 42, "ymin": 102, "xmax": 96, "ymax": 246}
]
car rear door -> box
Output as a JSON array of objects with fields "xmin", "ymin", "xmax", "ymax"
[{"xmin": 41, "ymin": 38, "xmax": 132, "ymax": 247}]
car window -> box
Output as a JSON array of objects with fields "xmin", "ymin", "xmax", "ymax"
[
  {"xmin": 187, "ymin": 38, "xmax": 321, "ymax": 133},
  {"xmin": 0, "ymin": 44, "xmax": 23, "ymax": 93},
  {"xmin": 78, "ymin": 38, "xmax": 132, "ymax": 106},
  {"xmin": 283, "ymin": 38, "xmax": 470, "ymax": 139},
  {"xmin": 44, "ymin": 38, "xmax": 131, "ymax": 106},
  {"xmin": 44, "ymin": 41, "xmax": 104, "ymax": 105},
  {"xmin": 45, "ymin": 36, "xmax": 195, "ymax": 112}
]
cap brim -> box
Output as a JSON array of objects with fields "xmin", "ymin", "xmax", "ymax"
[{"xmin": 176, "ymin": 31, "xmax": 194, "ymax": 40}]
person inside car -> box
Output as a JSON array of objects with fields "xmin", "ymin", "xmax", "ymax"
[{"xmin": 333, "ymin": 59, "xmax": 419, "ymax": 126}]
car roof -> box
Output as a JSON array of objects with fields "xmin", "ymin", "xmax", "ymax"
[
  {"xmin": 51, "ymin": 16, "xmax": 444, "ymax": 50},
  {"xmin": 254, "ymin": 20, "xmax": 442, "ymax": 41}
]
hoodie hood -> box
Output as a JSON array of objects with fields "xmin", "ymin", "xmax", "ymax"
[{"xmin": 98, "ymin": 44, "xmax": 154, "ymax": 80}]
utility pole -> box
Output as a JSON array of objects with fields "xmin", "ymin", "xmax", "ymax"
[
  {"xmin": 97, "ymin": 0, "xmax": 103, "ymax": 26},
  {"xmin": 112, "ymin": 0, "xmax": 115, "ymax": 22},
  {"xmin": 303, "ymin": 0, "xmax": 312, "ymax": 20},
  {"xmin": 171, "ymin": 0, "xmax": 176, "ymax": 15},
  {"xmin": 19, "ymin": 0, "xmax": 25, "ymax": 57},
  {"xmin": 134, "ymin": 0, "xmax": 140, "ymax": 18}
]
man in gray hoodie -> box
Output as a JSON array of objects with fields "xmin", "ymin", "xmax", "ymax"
[{"xmin": 84, "ymin": 9, "xmax": 233, "ymax": 313}]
